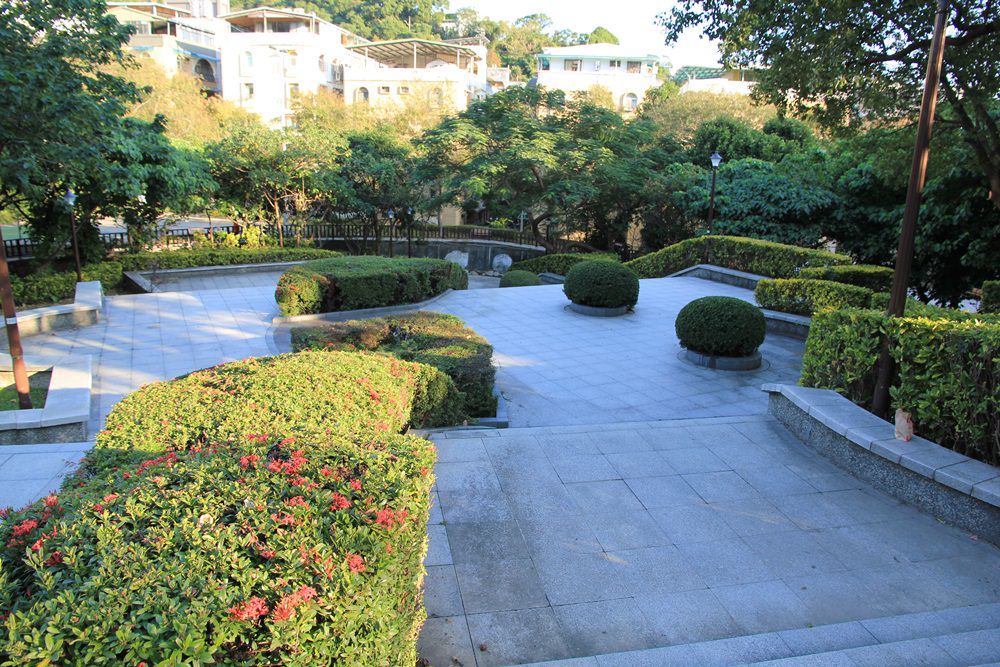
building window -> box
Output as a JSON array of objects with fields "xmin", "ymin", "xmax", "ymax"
[
  {"xmin": 241, "ymin": 51, "xmax": 253, "ymax": 74},
  {"xmin": 287, "ymin": 83, "xmax": 300, "ymax": 99},
  {"xmin": 594, "ymin": 60, "xmax": 601, "ymax": 72},
  {"xmin": 622, "ymin": 92, "xmax": 639, "ymax": 111},
  {"xmin": 627, "ymin": 61, "xmax": 641, "ymax": 73},
  {"xmin": 241, "ymin": 82, "xmax": 254, "ymax": 101},
  {"xmin": 354, "ymin": 87, "xmax": 370, "ymax": 104},
  {"xmin": 609, "ymin": 59, "xmax": 621, "ymax": 69},
  {"xmin": 318, "ymin": 55, "xmax": 325, "ymax": 72},
  {"xmin": 378, "ymin": 85, "xmax": 391, "ymax": 95},
  {"xmin": 398, "ymin": 86, "xmax": 410, "ymax": 95},
  {"xmin": 564, "ymin": 59, "xmax": 582, "ymax": 72},
  {"xmin": 539, "ymin": 57, "xmax": 550, "ymax": 71}
]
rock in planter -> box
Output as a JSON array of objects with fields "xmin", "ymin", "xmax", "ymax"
[
  {"xmin": 563, "ymin": 261, "xmax": 638, "ymax": 317},
  {"xmin": 675, "ymin": 296, "xmax": 766, "ymax": 370}
]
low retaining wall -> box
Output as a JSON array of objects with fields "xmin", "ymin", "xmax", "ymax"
[
  {"xmin": 125, "ymin": 261, "xmax": 308, "ymax": 293},
  {"xmin": 669, "ymin": 264, "xmax": 765, "ymax": 291},
  {"xmin": 764, "ymin": 383, "xmax": 1000, "ymax": 545},
  {"xmin": 1, "ymin": 282, "xmax": 102, "ymax": 346},
  {"xmin": 324, "ymin": 239, "xmax": 544, "ymax": 272},
  {"xmin": 0, "ymin": 354, "xmax": 92, "ymax": 445}
]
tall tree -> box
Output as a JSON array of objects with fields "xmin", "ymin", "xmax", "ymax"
[
  {"xmin": 588, "ymin": 26, "xmax": 620, "ymax": 44},
  {"xmin": 659, "ymin": 0, "xmax": 1000, "ymax": 212}
]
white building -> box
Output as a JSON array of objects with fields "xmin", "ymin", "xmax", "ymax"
[
  {"xmin": 535, "ymin": 43, "xmax": 662, "ymax": 112},
  {"xmin": 674, "ymin": 66, "xmax": 756, "ymax": 95}
]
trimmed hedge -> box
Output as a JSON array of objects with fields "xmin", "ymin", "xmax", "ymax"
[
  {"xmin": 11, "ymin": 262, "xmax": 123, "ymax": 307},
  {"xmin": 291, "ymin": 312, "xmax": 496, "ymax": 417},
  {"xmin": 94, "ymin": 351, "xmax": 462, "ymax": 469},
  {"xmin": 564, "ymin": 260, "xmax": 639, "ymax": 309},
  {"xmin": 509, "ymin": 252, "xmax": 619, "ymax": 276},
  {"xmin": 499, "ymin": 270, "xmax": 542, "ymax": 287},
  {"xmin": 801, "ymin": 308, "xmax": 1000, "ymax": 465},
  {"xmin": 798, "ymin": 264, "xmax": 894, "ymax": 291},
  {"xmin": 0, "ymin": 350, "xmax": 461, "ymax": 664},
  {"xmin": 275, "ymin": 256, "xmax": 467, "ymax": 317},
  {"xmin": 755, "ymin": 278, "xmax": 875, "ymax": 316},
  {"xmin": 626, "ymin": 236, "xmax": 851, "ymax": 279},
  {"xmin": 117, "ymin": 247, "xmax": 340, "ymax": 271},
  {"xmin": 675, "ymin": 296, "xmax": 766, "ymax": 357},
  {"xmin": 982, "ymin": 280, "xmax": 1000, "ymax": 313}
]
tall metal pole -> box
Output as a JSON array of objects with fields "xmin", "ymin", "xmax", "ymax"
[
  {"xmin": 0, "ymin": 228, "xmax": 32, "ymax": 409},
  {"xmin": 871, "ymin": 0, "xmax": 950, "ymax": 417},
  {"xmin": 68, "ymin": 207, "xmax": 83, "ymax": 283},
  {"xmin": 707, "ymin": 166, "xmax": 719, "ymax": 234}
]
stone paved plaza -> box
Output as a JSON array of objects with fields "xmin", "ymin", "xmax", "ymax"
[{"xmin": 2, "ymin": 272, "xmax": 999, "ymax": 665}]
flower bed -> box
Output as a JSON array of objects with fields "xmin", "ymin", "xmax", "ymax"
[
  {"xmin": 11, "ymin": 262, "xmax": 122, "ymax": 307},
  {"xmin": 0, "ymin": 349, "xmax": 459, "ymax": 664},
  {"xmin": 291, "ymin": 312, "xmax": 495, "ymax": 418},
  {"xmin": 801, "ymin": 307, "xmax": 1000, "ymax": 465},
  {"xmin": 508, "ymin": 252, "xmax": 619, "ymax": 276},
  {"xmin": 626, "ymin": 236, "xmax": 851, "ymax": 279},
  {"xmin": 275, "ymin": 256, "xmax": 468, "ymax": 317},
  {"xmin": 117, "ymin": 247, "xmax": 340, "ymax": 271},
  {"xmin": 755, "ymin": 278, "xmax": 875, "ymax": 316}
]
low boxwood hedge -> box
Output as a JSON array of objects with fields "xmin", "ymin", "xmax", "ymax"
[
  {"xmin": 11, "ymin": 262, "xmax": 123, "ymax": 307},
  {"xmin": 508, "ymin": 252, "xmax": 619, "ymax": 276},
  {"xmin": 0, "ymin": 349, "xmax": 462, "ymax": 664},
  {"xmin": 626, "ymin": 236, "xmax": 851, "ymax": 279},
  {"xmin": 563, "ymin": 260, "xmax": 639, "ymax": 309},
  {"xmin": 801, "ymin": 307, "xmax": 1000, "ymax": 465},
  {"xmin": 755, "ymin": 278, "xmax": 875, "ymax": 316},
  {"xmin": 117, "ymin": 247, "xmax": 340, "ymax": 271},
  {"xmin": 291, "ymin": 312, "xmax": 496, "ymax": 417},
  {"xmin": 275, "ymin": 256, "xmax": 467, "ymax": 317},
  {"xmin": 982, "ymin": 280, "xmax": 1000, "ymax": 313},
  {"xmin": 798, "ymin": 264, "xmax": 894, "ymax": 291},
  {"xmin": 675, "ymin": 296, "xmax": 766, "ymax": 357},
  {"xmin": 499, "ymin": 270, "xmax": 542, "ymax": 287}
]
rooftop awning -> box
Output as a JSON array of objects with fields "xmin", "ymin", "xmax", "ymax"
[{"xmin": 346, "ymin": 38, "xmax": 476, "ymax": 66}]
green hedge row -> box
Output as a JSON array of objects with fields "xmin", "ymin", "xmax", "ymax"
[
  {"xmin": 292, "ymin": 312, "xmax": 496, "ymax": 417},
  {"xmin": 801, "ymin": 308, "xmax": 1000, "ymax": 465},
  {"xmin": 509, "ymin": 252, "xmax": 618, "ymax": 276},
  {"xmin": 0, "ymin": 350, "xmax": 455, "ymax": 664},
  {"xmin": 626, "ymin": 236, "xmax": 851, "ymax": 279},
  {"xmin": 755, "ymin": 278, "xmax": 876, "ymax": 316},
  {"xmin": 11, "ymin": 262, "xmax": 123, "ymax": 307},
  {"xmin": 982, "ymin": 280, "xmax": 1000, "ymax": 313},
  {"xmin": 499, "ymin": 270, "xmax": 542, "ymax": 287},
  {"xmin": 117, "ymin": 247, "xmax": 340, "ymax": 271},
  {"xmin": 798, "ymin": 264, "xmax": 894, "ymax": 291},
  {"xmin": 275, "ymin": 256, "xmax": 467, "ymax": 317}
]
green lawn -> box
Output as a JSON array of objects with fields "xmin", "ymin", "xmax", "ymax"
[{"xmin": 0, "ymin": 370, "xmax": 50, "ymax": 410}]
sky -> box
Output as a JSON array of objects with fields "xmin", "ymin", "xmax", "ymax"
[{"xmin": 454, "ymin": 0, "xmax": 722, "ymax": 69}]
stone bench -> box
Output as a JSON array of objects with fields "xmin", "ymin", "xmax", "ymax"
[
  {"xmin": 0, "ymin": 354, "xmax": 92, "ymax": 444},
  {"xmin": 764, "ymin": 383, "xmax": 1000, "ymax": 545},
  {"xmin": 1, "ymin": 281, "xmax": 103, "ymax": 345}
]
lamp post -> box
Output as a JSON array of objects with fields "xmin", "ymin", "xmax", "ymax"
[
  {"xmin": 0, "ymin": 228, "xmax": 32, "ymax": 408},
  {"xmin": 406, "ymin": 207, "xmax": 414, "ymax": 258},
  {"xmin": 386, "ymin": 207, "xmax": 395, "ymax": 258},
  {"xmin": 707, "ymin": 151, "xmax": 722, "ymax": 234},
  {"xmin": 63, "ymin": 189, "xmax": 83, "ymax": 283}
]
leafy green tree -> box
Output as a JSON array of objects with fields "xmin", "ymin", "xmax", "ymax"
[
  {"xmin": 588, "ymin": 27, "xmax": 620, "ymax": 44},
  {"xmin": 659, "ymin": 0, "xmax": 1000, "ymax": 212},
  {"xmin": 688, "ymin": 116, "xmax": 792, "ymax": 163},
  {"xmin": 0, "ymin": 0, "xmax": 138, "ymax": 215},
  {"xmin": 639, "ymin": 91, "xmax": 777, "ymax": 141}
]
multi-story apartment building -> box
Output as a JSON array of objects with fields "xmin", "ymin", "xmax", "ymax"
[
  {"xmin": 112, "ymin": 2, "xmax": 508, "ymax": 126},
  {"xmin": 673, "ymin": 66, "xmax": 756, "ymax": 95},
  {"xmin": 535, "ymin": 43, "xmax": 663, "ymax": 112}
]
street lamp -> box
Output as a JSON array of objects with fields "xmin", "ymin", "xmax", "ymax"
[
  {"xmin": 386, "ymin": 208, "xmax": 396, "ymax": 258},
  {"xmin": 707, "ymin": 151, "xmax": 722, "ymax": 234},
  {"xmin": 63, "ymin": 188, "xmax": 83, "ymax": 282}
]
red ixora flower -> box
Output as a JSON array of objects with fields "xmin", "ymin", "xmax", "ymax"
[
  {"xmin": 270, "ymin": 585, "xmax": 317, "ymax": 621},
  {"xmin": 245, "ymin": 433, "xmax": 269, "ymax": 443},
  {"xmin": 330, "ymin": 493, "xmax": 351, "ymax": 510},
  {"xmin": 43, "ymin": 495, "xmax": 58, "ymax": 507},
  {"xmin": 228, "ymin": 596, "xmax": 269, "ymax": 622},
  {"xmin": 345, "ymin": 553, "xmax": 365, "ymax": 573},
  {"xmin": 349, "ymin": 479, "xmax": 362, "ymax": 492},
  {"xmin": 239, "ymin": 454, "xmax": 262, "ymax": 469},
  {"xmin": 285, "ymin": 496, "xmax": 309, "ymax": 508},
  {"xmin": 375, "ymin": 507, "xmax": 408, "ymax": 530}
]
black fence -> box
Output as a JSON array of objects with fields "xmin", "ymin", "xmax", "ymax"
[{"xmin": 3, "ymin": 222, "xmax": 564, "ymax": 261}]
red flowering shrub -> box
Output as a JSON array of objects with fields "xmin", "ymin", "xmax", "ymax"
[
  {"xmin": 0, "ymin": 433, "xmax": 435, "ymax": 665},
  {"xmin": 92, "ymin": 350, "xmax": 461, "ymax": 471}
]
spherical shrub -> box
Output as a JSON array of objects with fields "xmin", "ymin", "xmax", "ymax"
[
  {"xmin": 500, "ymin": 270, "xmax": 542, "ymax": 288},
  {"xmin": 563, "ymin": 260, "xmax": 639, "ymax": 309},
  {"xmin": 675, "ymin": 296, "xmax": 766, "ymax": 357}
]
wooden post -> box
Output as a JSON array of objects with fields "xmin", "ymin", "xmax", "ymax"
[
  {"xmin": 0, "ymin": 228, "xmax": 32, "ymax": 409},
  {"xmin": 871, "ymin": 0, "xmax": 950, "ymax": 417}
]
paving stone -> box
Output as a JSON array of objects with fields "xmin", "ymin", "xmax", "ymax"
[
  {"xmin": 736, "ymin": 465, "xmax": 817, "ymax": 496},
  {"xmin": 445, "ymin": 520, "xmax": 529, "ymax": 564},
  {"xmin": 534, "ymin": 551, "xmax": 631, "ymax": 605},
  {"xmin": 517, "ymin": 512, "xmax": 604, "ymax": 556},
  {"xmin": 589, "ymin": 430, "xmax": 656, "ymax": 454},
  {"xmin": 454, "ymin": 558, "xmax": 548, "ymax": 614},
  {"xmin": 466, "ymin": 607, "xmax": 573, "ymax": 667},
  {"xmin": 434, "ymin": 437, "xmax": 490, "ymax": 463},
  {"xmin": 932, "ymin": 628, "xmax": 1000, "ymax": 664},
  {"xmin": 590, "ymin": 510, "xmax": 672, "ymax": 551},
  {"xmin": 551, "ymin": 454, "xmax": 620, "ymax": 484},
  {"xmin": 844, "ymin": 637, "xmax": 960, "ymax": 666},
  {"xmin": 604, "ymin": 450, "xmax": 678, "ymax": 478},
  {"xmin": 713, "ymin": 580, "xmax": 813, "ymax": 634},
  {"xmin": 418, "ymin": 615, "xmax": 477, "ymax": 667},
  {"xmin": 424, "ymin": 565, "xmax": 465, "ymax": 618},
  {"xmin": 649, "ymin": 503, "xmax": 737, "ymax": 544},
  {"xmin": 625, "ymin": 475, "xmax": 702, "ymax": 509},
  {"xmin": 777, "ymin": 621, "xmax": 877, "ymax": 655},
  {"xmin": 742, "ymin": 530, "xmax": 846, "ymax": 578},
  {"xmin": 712, "ymin": 497, "xmax": 797, "ymax": 536},
  {"xmin": 634, "ymin": 588, "xmax": 741, "ymax": 644},
  {"xmin": 553, "ymin": 598, "xmax": 663, "ymax": 656},
  {"xmin": 658, "ymin": 447, "xmax": 730, "ymax": 474},
  {"xmin": 566, "ymin": 479, "xmax": 645, "ymax": 514},
  {"xmin": 424, "ymin": 524, "xmax": 453, "ymax": 567},
  {"xmin": 677, "ymin": 538, "xmax": 777, "ymax": 587},
  {"xmin": 784, "ymin": 571, "xmax": 886, "ymax": 625},
  {"xmin": 683, "ymin": 471, "xmax": 762, "ymax": 503}
]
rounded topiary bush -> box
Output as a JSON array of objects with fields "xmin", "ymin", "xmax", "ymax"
[
  {"xmin": 675, "ymin": 296, "xmax": 766, "ymax": 357},
  {"xmin": 499, "ymin": 270, "xmax": 542, "ymax": 288},
  {"xmin": 563, "ymin": 260, "xmax": 639, "ymax": 309}
]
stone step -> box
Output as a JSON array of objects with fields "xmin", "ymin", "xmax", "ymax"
[
  {"xmin": 519, "ymin": 602, "xmax": 1000, "ymax": 667},
  {"xmin": 428, "ymin": 414, "xmax": 775, "ymax": 440}
]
